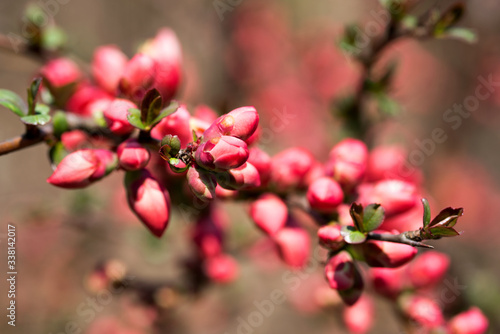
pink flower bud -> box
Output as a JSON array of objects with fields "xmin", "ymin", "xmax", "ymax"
[
  {"xmin": 141, "ymin": 29, "xmax": 183, "ymax": 102},
  {"xmin": 408, "ymin": 251, "xmax": 450, "ymax": 289},
  {"xmin": 103, "ymin": 98, "xmax": 137, "ymax": 135},
  {"xmin": 40, "ymin": 57, "xmax": 81, "ymax": 88},
  {"xmin": 362, "ymin": 238, "xmax": 417, "ymax": 268},
  {"xmin": 448, "ymin": 307, "xmax": 489, "ymax": 334},
  {"xmin": 204, "ymin": 254, "xmax": 239, "ymax": 284},
  {"xmin": 217, "ymin": 162, "xmax": 261, "ymax": 190},
  {"xmin": 195, "ymin": 136, "xmax": 249, "ymax": 171},
  {"xmin": 274, "ymin": 227, "xmax": 311, "ymax": 268},
  {"xmin": 250, "ymin": 193, "xmax": 288, "ymax": 235},
  {"xmin": 117, "ymin": 139, "xmax": 151, "ymax": 171},
  {"xmin": 92, "ymin": 45, "xmax": 128, "ymax": 93},
  {"xmin": 215, "ymin": 184, "xmax": 238, "ymax": 198},
  {"xmin": 66, "ymin": 84, "xmax": 112, "ymax": 117},
  {"xmin": 125, "ymin": 170, "xmax": 171, "ymax": 237},
  {"xmin": 150, "ymin": 105, "xmax": 192, "ymax": 148},
  {"xmin": 338, "ymin": 268, "xmax": 365, "ymax": 306},
  {"xmin": 61, "ymin": 130, "xmax": 87, "ymax": 151},
  {"xmin": 192, "ymin": 208, "xmax": 225, "ymax": 258},
  {"xmin": 307, "ymin": 177, "xmax": 344, "ymax": 213},
  {"xmin": 357, "ymin": 179, "xmax": 419, "ymax": 217},
  {"xmin": 194, "ymin": 104, "xmax": 218, "ymax": 123},
  {"xmin": 343, "ymin": 295, "xmax": 375, "ymax": 334},
  {"xmin": 365, "ymin": 146, "xmax": 423, "ymax": 184},
  {"xmin": 187, "ymin": 166, "xmax": 216, "ymax": 202},
  {"xmin": 47, "ymin": 149, "xmax": 117, "ymax": 188},
  {"xmin": 370, "ymin": 266, "xmax": 407, "ymax": 299},
  {"xmin": 325, "ymin": 251, "xmax": 357, "ymax": 290},
  {"xmin": 270, "ymin": 148, "xmax": 314, "ymax": 192},
  {"xmin": 225, "ymin": 106, "xmax": 260, "ymax": 140},
  {"xmin": 119, "ymin": 54, "xmax": 156, "ymax": 102},
  {"xmin": 202, "ymin": 106, "xmax": 259, "ymax": 142},
  {"xmin": 326, "ymin": 139, "xmax": 368, "ymax": 186},
  {"xmin": 247, "ymin": 147, "xmax": 272, "ymax": 186},
  {"xmin": 402, "ymin": 296, "xmax": 444, "ymax": 329},
  {"xmin": 318, "ymin": 225, "xmax": 345, "ymax": 251}
]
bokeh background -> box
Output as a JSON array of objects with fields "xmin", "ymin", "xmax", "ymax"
[{"xmin": 1, "ymin": 0, "xmax": 500, "ymax": 333}]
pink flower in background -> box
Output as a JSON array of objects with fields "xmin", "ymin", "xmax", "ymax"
[
  {"xmin": 448, "ymin": 307, "xmax": 489, "ymax": 334},
  {"xmin": 92, "ymin": 45, "xmax": 128, "ymax": 93},
  {"xmin": 343, "ymin": 295, "xmax": 375, "ymax": 334},
  {"xmin": 103, "ymin": 98, "xmax": 137, "ymax": 135},
  {"xmin": 250, "ymin": 193, "xmax": 288, "ymax": 236},
  {"xmin": 273, "ymin": 226, "xmax": 310, "ymax": 268},
  {"xmin": 307, "ymin": 177, "xmax": 344, "ymax": 213},
  {"xmin": 40, "ymin": 57, "xmax": 81, "ymax": 88}
]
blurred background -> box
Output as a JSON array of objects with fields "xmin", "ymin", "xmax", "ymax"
[{"xmin": 1, "ymin": 0, "xmax": 500, "ymax": 333}]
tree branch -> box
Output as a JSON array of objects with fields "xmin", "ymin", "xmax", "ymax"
[
  {"xmin": 0, "ymin": 128, "xmax": 50, "ymax": 156},
  {"xmin": 367, "ymin": 230, "xmax": 434, "ymax": 249}
]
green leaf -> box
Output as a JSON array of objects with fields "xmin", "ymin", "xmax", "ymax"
[
  {"xmin": 192, "ymin": 129, "xmax": 198, "ymax": 142},
  {"xmin": 159, "ymin": 135, "xmax": 181, "ymax": 160},
  {"xmin": 438, "ymin": 27, "xmax": 477, "ymax": 44},
  {"xmin": 362, "ymin": 204, "xmax": 385, "ymax": 232},
  {"xmin": 49, "ymin": 142, "xmax": 68, "ymax": 166},
  {"xmin": 341, "ymin": 226, "xmax": 367, "ymax": 244},
  {"xmin": 140, "ymin": 88, "xmax": 162, "ymax": 124},
  {"xmin": 349, "ymin": 203, "xmax": 364, "ymax": 232},
  {"xmin": 150, "ymin": 101, "xmax": 179, "ymax": 129},
  {"xmin": 435, "ymin": 3, "xmax": 465, "ymax": 32},
  {"xmin": 428, "ymin": 226, "xmax": 461, "ymax": 238},
  {"xmin": 127, "ymin": 108, "xmax": 147, "ymax": 130},
  {"xmin": 52, "ymin": 111, "xmax": 69, "ymax": 138},
  {"xmin": 20, "ymin": 114, "xmax": 51, "ymax": 125},
  {"xmin": 376, "ymin": 93, "xmax": 400, "ymax": 116},
  {"xmin": 29, "ymin": 77, "xmax": 43, "ymax": 113},
  {"xmin": 0, "ymin": 89, "xmax": 28, "ymax": 116},
  {"xmin": 146, "ymin": 96, "xmax": 163, "ymax": 126},
  {"xmin": 401, "ymin": 15, "xmax": 418, "ymax": 30},
  {"xmin": 41, "ymin": 26, "xmax": 67, "ymax": 51},
  {"xmin": 168, "ymin": 158, "xmax": 189, "ymax": 173},
  {"xmin": 422, "ymin": 198, "xmax": 431, "ymax": 228},
  {"xmin": 20, "ymin": 103, "xmax": 51, "ymax": 125}
]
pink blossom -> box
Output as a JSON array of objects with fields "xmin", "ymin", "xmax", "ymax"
[
  {"xmin": 125, "ymin": 170, "xmax": 171, "ymax": 237},
  {"xmin": 250, "ymin": 193, "xmax": 288, "ymax": 236}
]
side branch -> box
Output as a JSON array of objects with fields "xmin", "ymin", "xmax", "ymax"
[
  {"xmin": 0, "ymin": 129, "xmax": 50, "ymax": 156},
  {"xmin": 367, "ymin": 231, "xmax": 434, "ymax": 249}
]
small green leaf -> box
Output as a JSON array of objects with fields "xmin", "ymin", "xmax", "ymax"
[
  {"xmin": 41, "ymin": 26, "xmax": 67, "ymax": 51},
  {"xmin": 429, "ymin": 207, "xmax": 463, "ymax": 228},
  {"xmin": 376, "ymin": 93, "xmax": 400, "ymax": 116},
  {"xmin": 0, "ymin": 89, "xmax": 28, "ymax": 116},
  {"xmin": 349, "ymin": 203, "xmax": 364, "ymax": 232},
  {"xmin": 20, "ymin": 114, "xmax": 51, "ymax": 125},
  {"xmin": 20, "ymin": 103, "xmax": 51, "ymax": 125},
  {"xmin": 438, "ymin": 27, "xmax": 477, "ymax": 44},
  {"xmin": 401, "ymin": 15, "xmax": 418, "ymax": 30},
  {"xmin": 29, "ymin": 77, "xmax": 43, "ymax": 111},
  {"xmin": 127, "ymin": 108, "xmax": 147, "ymax": 130},
  {"xmin": 422, "ymin": 198, "xmax": 431, "ymax": 228},
  {"xmin": 428, "ymin": 226, "xmax": 461, "ymax": 238},
  {"xmin": 49, "ymin": 142, "xmax": 68, "ymax": 166},
  {"xmin": 150, "ymin": 101, "xmax": 179, "ymax": 129},
  {"xmin": 52, "ymin": 111, "xmax": 69, "ymax": 138},
  {"xmin": 140, "ymin": 88, "xmax": 162, "ymax": 124},
  {"xmin": 341, "ymin": 226, "xmax": 367, "ymax": 244},
  {"xmin": 146, "ymin": 96, "xmax": 163, "ymax": 126},
  {"xmin": 159, "ymin": 135, "xmax": 181, "ymax": 160},
  {"xmin": 363, "ymin": 204, "xmax": 385, "ymax": 232},
  {"xmin": 192, "ymin": 129, "xmax": 198, "ymax": 143}
]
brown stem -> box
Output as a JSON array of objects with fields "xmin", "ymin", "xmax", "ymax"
[
  {"xmin": 367, "ymin": 230, "xmax": 433, "ymax": 248},
  {"xmin": 0, "ymin": 129, "xmax": 50, "ymax": 156}
]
